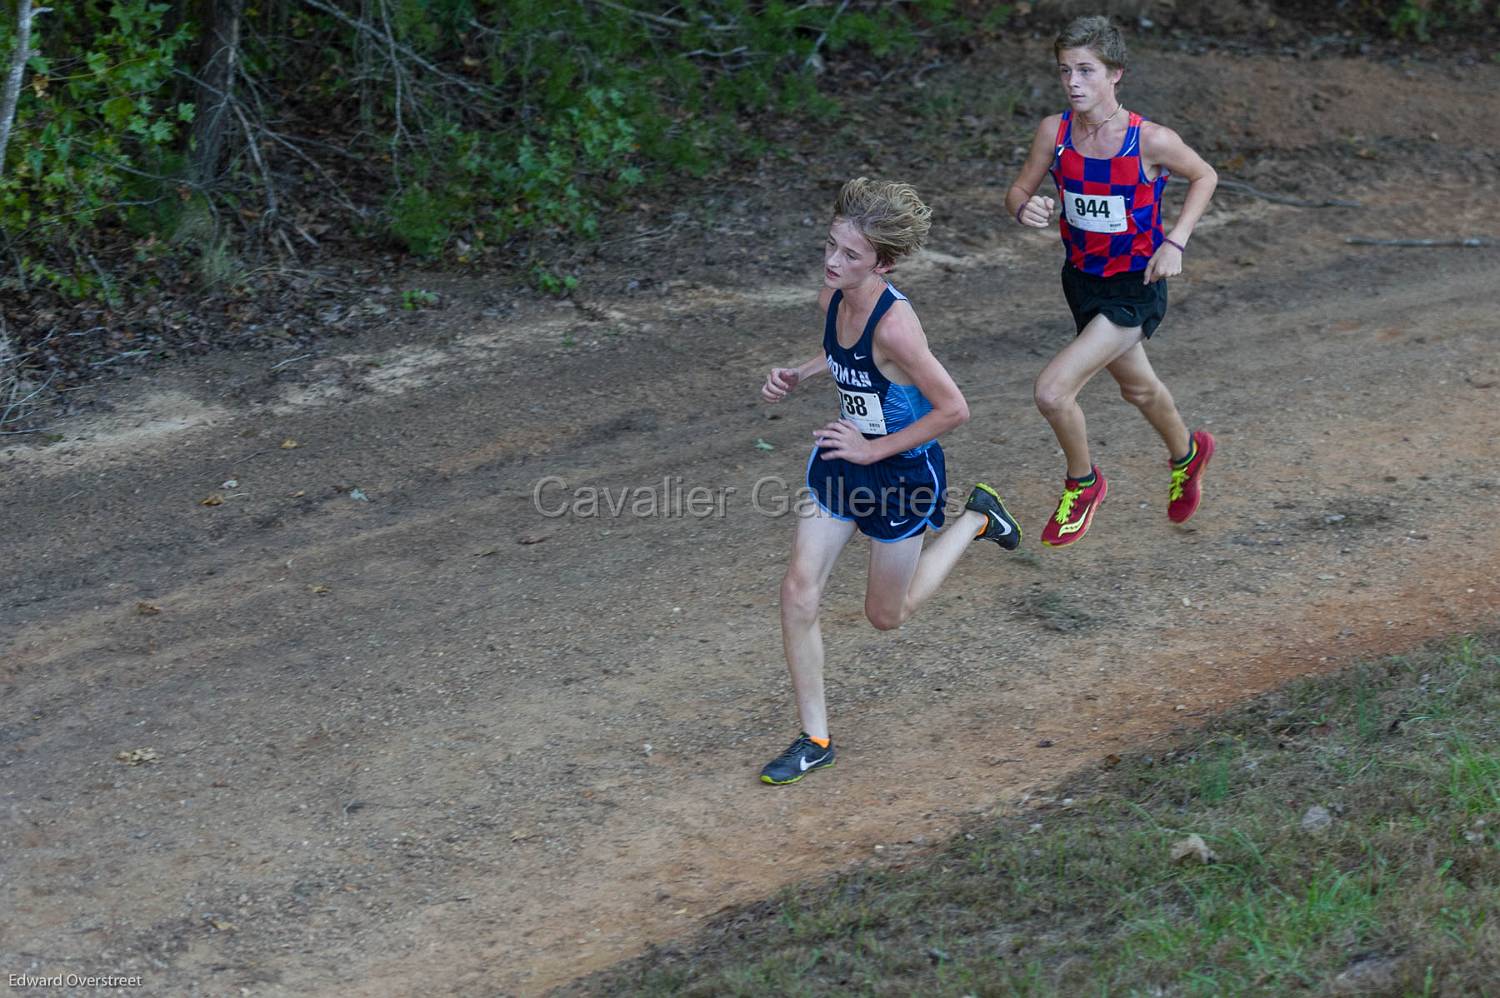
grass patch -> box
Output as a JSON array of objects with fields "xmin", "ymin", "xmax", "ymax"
[{"xmin": 566, "ymin": 634, "xmax": 1500, "ymax": 996}]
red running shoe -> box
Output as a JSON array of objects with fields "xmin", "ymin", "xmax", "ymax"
[
  {"xmin": 1041, "ymin": 466, "xmax": 1107, "ymax": 547},
  {"xmin": 1168, "ymin": 430, "xmax": 1216, "ymax": 524}
]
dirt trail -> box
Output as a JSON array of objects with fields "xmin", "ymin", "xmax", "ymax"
[{"xmin": 3, "ymin": 46, "xmax": 1500, "ymax": 998}]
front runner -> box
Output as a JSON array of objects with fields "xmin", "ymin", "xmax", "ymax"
[
  {"xmin": 1003, "ymin": 15, "xmax": 1219, "ymax": 546},
  {"xmin": 757, "ymin": 177, "xmax": 1020, "ymax": 786}
]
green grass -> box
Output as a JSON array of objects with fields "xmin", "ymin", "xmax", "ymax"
[{"xmin": 566, "ymin": 635, "xmax": 1500, "ymax": 996}]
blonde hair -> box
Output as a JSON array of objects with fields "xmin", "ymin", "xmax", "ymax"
[
  {"xmin": 1055, "ymin": 15, "xmax": 1128, "ymax": 71},
  {"xmin": 831, "ymin": 177, "xmax": 931, "ymax": 266}
]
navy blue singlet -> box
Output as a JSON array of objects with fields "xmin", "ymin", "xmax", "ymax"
[
  {"xmin": 822, "ymin": 285, "xmax": 936, "ymax": 458},
  {"xmin": 805, "ymin": 284, "xmax": 948, "ymax": 542}
]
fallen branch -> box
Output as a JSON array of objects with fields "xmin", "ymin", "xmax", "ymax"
[
  {"xmin": 593, "ymin": 221, "xmax": 683, "ymax": 248},
  {"xmin": 1345, "ymin": 236, "xmax": 1492, "ymax": 248},
  {"xmin": 89, "ymin": 349, "xmax": 151, "ymax": 368},
  {"xmin": 1172, "ymin": 175, "xmax": 1360, "ymax": 208},
  {"xmin": 270, "ymin": 353, "xmax": 312, "ymax": 371},
  {"xmin": 0, "ymin": 316, "xmax": 51, "ymax": 432}
]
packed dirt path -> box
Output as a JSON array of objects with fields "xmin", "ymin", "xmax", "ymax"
[{"xmin": 3, "ymin": 44, "xmax": 1499, "ymax": 997}]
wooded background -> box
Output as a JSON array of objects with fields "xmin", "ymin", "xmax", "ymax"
[{"xmin": 0, "ymin": 0, "xmax": 1491, "ymax": 323}]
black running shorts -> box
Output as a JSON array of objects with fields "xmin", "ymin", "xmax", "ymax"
[{"xmin": 1061, "ymin": 263, "xmax": 1169, "ymax": 339}]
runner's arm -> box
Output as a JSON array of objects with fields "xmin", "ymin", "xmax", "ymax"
[
  {"xmin": 814, "ymin": 303, "xmax": 968, "ymax": 465},
  {"xmin": 1003, "ymin": 116, "xmax": 1061, "ymax": 228},
  {"xmin": 1141, "ymin": 123, "xmax": 1217, "ymax": 282},
  {"xmin": 762, "ymin": 354, "xmax": 827, "ymax": 402},
  {"xmin": 762, "ymin": 288, "xmax": 835, "ymax": 401}
]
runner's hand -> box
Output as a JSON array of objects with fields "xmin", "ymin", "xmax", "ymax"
[
  {"xmin": 1019, "ymin": 195, "xmax": 1055, "ymax": 228},
  {"xmin": 1143, "ymin": 242, "xmax": 1182, "ymax": 284},
  {"xmin": 762, "ymin": 367, "xmax": 800, "ymax": 402},
  {"xmin": 815, "ymin": 419, "xmax": 876, "ymax": 465}
]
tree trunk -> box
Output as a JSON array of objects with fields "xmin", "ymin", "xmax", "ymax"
[
  {"xmin": 0, "ymin": 0, "xmax": 49, "ymax": 182},
  {"xmin": 189, "ymin": 0, "xmax": 243, "ymax": 188}
]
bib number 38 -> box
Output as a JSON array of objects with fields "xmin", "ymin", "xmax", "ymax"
[
  {"xmin": 1064, "ymin": 192, "xmax": 1128, "ymax": 233},
  {"xmin": 839, "ymin": 389, "xmax": 886, "ymax": 435}
]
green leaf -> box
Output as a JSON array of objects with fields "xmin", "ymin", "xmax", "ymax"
[{"xmin": 102, "ymin": 95, "xmax": 134, "ymax": 128}]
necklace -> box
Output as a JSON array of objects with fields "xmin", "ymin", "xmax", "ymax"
[{"xmin": 1078, "ymin": 102, "xmax": 1122, "ymax": 144}]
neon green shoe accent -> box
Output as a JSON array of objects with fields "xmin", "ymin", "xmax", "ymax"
[
  {"xmin": 1169, "ymin": 464, "xmax": 1191, "ymax": 502},
  {"xmin": 1054, "ymin": 485, "xmax": 1084, "ymax": 524},
  {"xmin": 760, "ymin": 759, "xmax": 835, "ymax": 785}
]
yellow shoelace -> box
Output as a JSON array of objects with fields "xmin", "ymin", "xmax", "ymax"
[
  {"xmin": 1169, "ymin": 464, "xmax": 1190, "ymax": 501},
  {"xmin": 1054, "ymin": 486, "xmax": 1084, "ymax": 524}
]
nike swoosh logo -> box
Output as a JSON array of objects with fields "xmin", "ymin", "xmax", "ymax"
[
  {"xmin": 890, "ymin": 518, "xmax": 910, "ymax": 527},
  {"xmin": 799, "ymin": 751, "xmax": 831, "ymax": 771},
  {"xmin": 852, "ymin": 352, "xmax": 868, "ymax": 360},
  {"xmin": 990, "ymin": 517, "xmax": 1013, "ymax": 536}
]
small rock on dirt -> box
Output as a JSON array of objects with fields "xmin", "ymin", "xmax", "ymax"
[
  {"xmin": 1301, "ymin": 805, "xmax": 1333, "ymax": 833},
  {"xmin": 517, "ymin": 525, "xmax": 560, "ymax": 545},
  {"xmin": 1170, "ymin": 834, "xmax": 1216, "ymax": 865},
  {"xmin": 1331, "ymin": 953, "xmax": 1402, "ymax": 993}
]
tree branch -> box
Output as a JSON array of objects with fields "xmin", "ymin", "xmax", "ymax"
[
  {"xmin": 0, "ymin": 314, "xmax": 51, "ymax": 433},
  {"xmin": 299, "ymin": 0, "xmax": 496, "ymax": 97},
  {"xmin": 0, "ymin": 1, "xmax": 51, "ymax": 180},
  {"xmin": 189, "ymin": 0, "xmax": 243, "ymax": 187},
  {"xmin": 806, "ymin": 0, "xmax": 850, "ymax": 68},
  {"xmin": 376, "ymin": 0, "xmax": 408, "ymax": 185},
  {"xmin": 589, "ymin": 0, "xmax": 690, "ymax": 30},
  {"xmin": 231, "ymin": 97, "xmax": 278, "ymax": 221},
  {"xmin": 1171, "ymin": 175, "xmax": 1360, "ymax": 208},
  {"xmin": 1345, "ymin": 236, "xmax": 1491, "ymax": 248}
]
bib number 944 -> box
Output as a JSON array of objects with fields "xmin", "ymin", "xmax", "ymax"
[{"xmin": 1064, "ymin": 192, "xmax": 1128, "ymax": 234}]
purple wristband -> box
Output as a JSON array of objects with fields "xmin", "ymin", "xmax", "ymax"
[
  {"xmin": 1163, "ymin": 237, "xmax": 1186, "ymax": 253},
  {"xmin": 1015, "ymin": 203, "xmax": 1026, "ymax": 225}
]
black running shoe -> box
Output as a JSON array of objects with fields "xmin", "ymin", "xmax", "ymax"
[
  {"xmin": 966, "ymin": 483, "xmax": 1022, "ymax": 550},
  {"xmin": 759, "ymin": 733, "xmax": 836, "ymax": 785}
]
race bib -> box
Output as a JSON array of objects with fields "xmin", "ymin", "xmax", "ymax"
[
  {"xmin": 838, "ymin": 389, "xmax": 886, "ymax": 435},
  {"xmin": 1064, "ymin": 192, "xmax": 1128, "ymax": 233}
]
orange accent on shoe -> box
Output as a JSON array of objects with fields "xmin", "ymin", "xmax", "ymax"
[{"xmin": 808, "ymin": 735, "xmax": 830, "ymax": 749}]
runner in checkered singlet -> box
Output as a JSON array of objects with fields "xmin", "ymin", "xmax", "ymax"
[{"xmin": 1003, "ymin": 15, "xmax": 1220, "ymax": 546}]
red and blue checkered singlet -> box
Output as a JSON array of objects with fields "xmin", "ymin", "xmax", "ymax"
[{"xmin": 1049, "ymin": 110, "xmax": 1168, "ymax": 277}]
